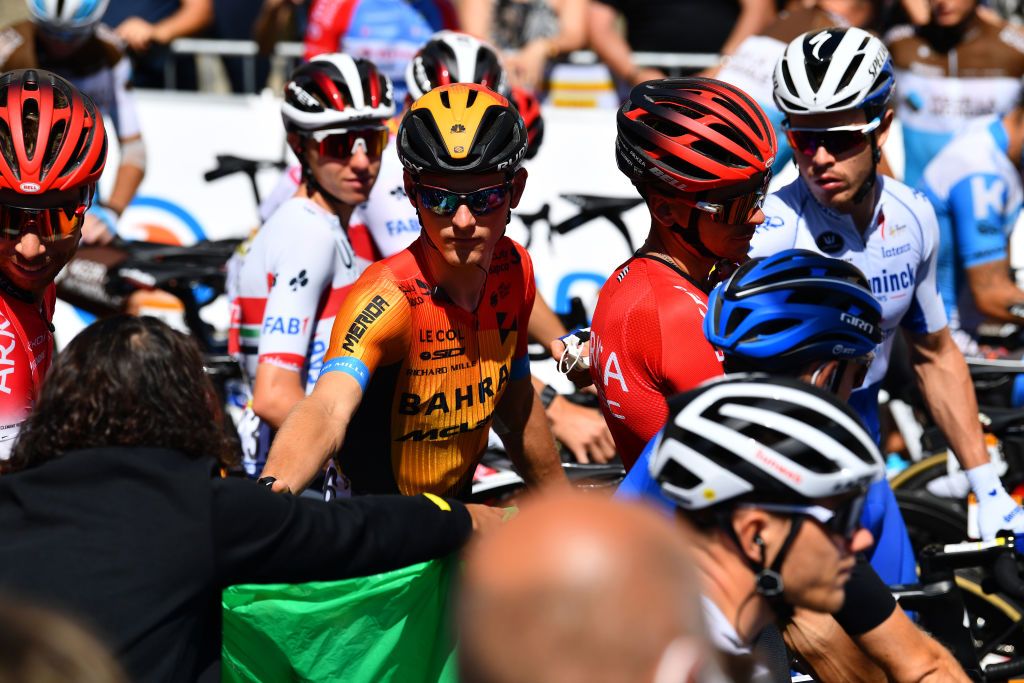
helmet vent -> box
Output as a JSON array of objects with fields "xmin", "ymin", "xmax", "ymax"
[
  {"xmin": 836, "ymin": 54, "xmax": 865, "ymax": 93},
  {"xmin": 466, "ymin": 87, "xmax": 478, "ymax": 107},
  {"xmin": 723, "ymin": 307, "xmax": 750, "ymax": 337},
  {"xmin": 782, "ymin": 62, "xmax": 799, "ymax": 100},
  {"xmin": 21, "ymin": 98, "xmax": 38, "ymax": 159},
  {"xmin": 41, "ymin": 119, "xmax": 66, "ymax": 174},
  {"xmin": 711, "ymin": 96, "xmax": 758, "ymax": 143},
  {"xmin": 0, "ymin": 118, "xmax": 18, "ymax": 178},
  {"xmin": 439, "ymin": 89, "xmax": 451, "ymax": 109},
  {"xmin": 829, "ymin": 93, "xmax": 859, "ymax": 110},
  {"xmin": 660, "ymin": 458, "xmax": 702, "ymax": 490}
]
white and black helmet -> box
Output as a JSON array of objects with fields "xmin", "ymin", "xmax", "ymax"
[
  {"xmin": 27, "ymin": 0, "xmax": 110, "ymax": 31},
  {"xmin": 773, "ymin": 27, "xmax": 895, "ymax": 120},
  {"xmin": 650, "ymin": 374, "xmax": 883, "ymax": 511},
  {"xmin": 282, "ymin": 54, "xmax": 395, "ymax": 134},
  {"xmin": 405, "ymin": 30, "xmax": 509, "ymax": 101}
]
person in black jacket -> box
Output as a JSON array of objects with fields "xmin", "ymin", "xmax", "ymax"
[{"xmin": 0, "ymin": 315, "xmax": 499, "ymax": 683}]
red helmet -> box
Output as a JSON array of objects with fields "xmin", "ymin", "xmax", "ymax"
[
  {"xmin": 0, "ymin": 69, "xmax": 107, "ymax": 197},
  {"xmin": 616, "ymin": 77, "xmax": 776, "ymax": 201},
  {"xmin": 509, "ymin": 86, "xmax": 544, "ymax": 160}
]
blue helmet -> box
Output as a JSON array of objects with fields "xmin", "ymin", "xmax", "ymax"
[
  {"xmin": 704, "ymin": 249, "xmax": 882, "ymax": 371},
  {"xmin": 28, "ymin": 0, "xmax": 110, "ymax": 32}
]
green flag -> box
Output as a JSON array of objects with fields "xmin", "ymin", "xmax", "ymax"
[{"xmin": 222, "ymin": 556, "xmax": 458, "ymax": 682}]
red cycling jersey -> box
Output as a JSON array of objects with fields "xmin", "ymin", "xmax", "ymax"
[
  {"xmin": 0, "ymin": 284, "xmax": 55, "ymax": 459},
  {"xmin": 589, "ymin": 256, "xmax": 723, "ymax": 470}
]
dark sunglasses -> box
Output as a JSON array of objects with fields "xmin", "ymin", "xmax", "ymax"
[
  {"xmin": 312, "ymin": 127, "xmax": 389, "ymax": 160},
  {"xmin": 785, "ymin": 117, "xmax": 882, "ymax": 159},
  {"xmin": 416, "ymin": 182, "xmax": 510, "ymax": 217},
  {"xmin": 676, "ymin": 169, "xmax": 772, "ymax": 224},
  {"xmin": 0, "ymin": 200, "xmax": 88, "ymax": 243},
  {"xmin": 747, "ymin": 493, "xmax": 868, "ymax": 542}
]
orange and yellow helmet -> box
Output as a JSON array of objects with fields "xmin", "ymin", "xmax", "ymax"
[{"xmin": 397, "ymin": 83, "xmax": 527, "ymax": 177}]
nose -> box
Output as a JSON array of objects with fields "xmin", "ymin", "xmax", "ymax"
[
  {"xmin": 847, "ymin": 527, "xmax": 874, "ymax": 554},
  {"xmin": 452, "ymin": 203, "xmax": 476, "ymax": 230},
  {"xmin": 811, "ymin": 144, "xmax": 834, "ymax": 168},
  {"xmin": 15, "ymin": 231, "xmax": 45, "ymax": 259},
  {"xmin": 747, "ymin": 206, "xmax": 766, "ymax": 226},
  {"xmin": 349, "ymin": 148, "xmax": 371, "ymax": 172}
]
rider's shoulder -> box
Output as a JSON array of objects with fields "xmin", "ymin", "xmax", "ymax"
[
  {"xmin": 880, "ymin": 176, "xmax": 934, "ymax": 215},
  {"xmin": 884, "ymin": 24, "xmax": 919, "ymax": 50}
]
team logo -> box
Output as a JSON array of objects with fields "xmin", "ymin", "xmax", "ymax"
[
  {"xmin": 18, "ymin": 182, "xmax": 39, "ymax": 193},
  {"xmin": 450, "ymin": 124, "xmax": 466, "ymax": 134},
  {"xmin": 454, "ymin": 145, "xmax": 465, "ymax": 153},
  {"xmin": 289, "ymin": 270, "xmax": 309, "ymax": 291},
  {"xmin": 816, "ymin": 231, "xmax": 844, "ymax": 254}
]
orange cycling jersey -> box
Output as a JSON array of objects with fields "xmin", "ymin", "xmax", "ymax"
[{"xmin": 320, "ymin": 236, "xmax": 535, "ymax": 498}]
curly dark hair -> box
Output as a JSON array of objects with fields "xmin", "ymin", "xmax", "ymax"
[{"xmin": 3, "ymin": 316, "xmax": 236, "ymax": 474}]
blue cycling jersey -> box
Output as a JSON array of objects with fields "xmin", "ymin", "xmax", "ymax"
[
  {"xmin": 919, "ymin": 116, "xmax": 1023, "ymax": 336},
  {"xmin": 617, "ymin": 430, "xmax": 918, "ymax": 586}
]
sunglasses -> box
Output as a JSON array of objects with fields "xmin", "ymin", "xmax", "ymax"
[
  {"xmin": 311, "ymin": 127, "xmax": 389, "ymax": 160},
  {"xmin": 0, "ymin": 200, "xmax": 88, "ymax": 243},
  {"xmin": 416, "ymin": 182, "xmax": 510, "ymax": 217},
  {"xmin": 675, "ymin": 169, "xmax": 772, "ymax": 224},
  {"xmin": 745, "ymin": 494, "xmax": 868, "ymax": 542},
  {"xmin": 785, "ymin": 117, "xmax": 882, "ymax": 159}
]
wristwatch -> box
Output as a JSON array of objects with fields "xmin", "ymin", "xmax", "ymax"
[{"xmin": 539, "ymin": 384, "xmax": 559, "ymax": 410}]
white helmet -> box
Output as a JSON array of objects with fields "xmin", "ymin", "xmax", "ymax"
[
  {"xmin": 773, "ymin": 27, "xmax": 895, "ymax": 120},
  {"xmin": 282, "ymin": 54, "xmax": 395, "ymax": 133},
  {"xmin": 650, "ymin": 374, "xmax": 883, "ymax": 512},
  {"xmin": 405, "ymin": 30, "xmax": 509, "ymax": 101},
  {"xmin": 27, "ymin": 0, "xmax": 110, "ymax": 31}
]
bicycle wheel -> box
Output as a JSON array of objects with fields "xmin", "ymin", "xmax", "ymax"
[
  {"xmin": 890, "ymin": 453, "xmax": 950, "ymax": 492},
  {"xmin": 895, "ymin": 489, "xmax": 967, "ymax": 557},
  {"xmin": 956, "ymin": 570, "xmax": 1024, "ymax": 669}
]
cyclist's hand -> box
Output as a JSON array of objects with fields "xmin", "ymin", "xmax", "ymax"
[
  {"xmin": 550, "ymin": 337, "xmax": 593, "ymax": 390},
  {"xmin": 466, "ymin": 504, "xmax": 507, "ymax": 534},
  {"xmin": 81, "ymin": 210, "xmax": 117, "ymax": 245},
  {"xmin": 967, "ymin": 463, "xmax": 1024, "ymax": 540},
  {"xmin": 116, "ymin": 17, "xmax": 157, "ymax": 51},
  {"xmin": 547, "ymin": 395, "xmax": 616, "ymax": 464}
]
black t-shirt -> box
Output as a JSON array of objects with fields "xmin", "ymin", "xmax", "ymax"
[
  {"xmin": 834, "ymin": 556, "xmax": 898, "ymax": 636},
  {"xmin": 0, "ymin": 447, "xmax": 472, "ymax": 683},
  {"xmin": 595, "ymin": 0, "xmax": 741, "ymax": 54}
]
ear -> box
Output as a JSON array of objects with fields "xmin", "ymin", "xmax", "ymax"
[
  {"xmin": 286, "ymin": 132, "xmax": 307, "ymax": 160},
  {"xmin": 648, "ymin": 192, "xmax": 676, "ymax": 228},
  {"xmin": 403, "ymin": 170, "xmax": 418, "ymax": 208},
  {"xmin": 809, "ymin": 360, "xmax": 839, "ymax": 390},
  {"xmin": 509, "ymin": 167, "xmax": 528, "ymax": 208},
  {"xmin": 875, "ymin": 108, "xmax": 895, "ymax": 148},
  {"xmin": 729, "ymin": 507, "xmax": 772, "ymax": 566}
]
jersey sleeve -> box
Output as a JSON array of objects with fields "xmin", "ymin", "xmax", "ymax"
[
  {"xmin": 748, "ymin": 194, "xmax": 799, "ymax": 257},
  {"xmin": 110, "ymin": 56, "xmax": 142, "ymax": 140},
  {"xmin": 902, "ymin": 199, "xmax": 949, "ymax": 335},
  {"xmin": 613, "ymin": 430, "xmax": 676, "ymax": 513},
  {"xmin": 256, "ymin": 218, "xmax": 336, "ymax": 374},
  {"xmin": 513, "ymin": 243, "xmax": 536, "ymax": 380},
  {"xmin": 948, "ymin": 174, "xmax": 1014, "ymax": 269},
  {"xmin": 657, "ymin": 286, "xmax": 723, "ymax": 395},
  {"xmin": 304, "ymin": 0, "xmax": 355, "ymax": 59},
  {"xmin": 321, "ymin": 265, "xmax": 409, "ymax": 391}
]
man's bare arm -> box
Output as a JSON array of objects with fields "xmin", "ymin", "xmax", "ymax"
[
  {"xmin": 260, "ymin": 372, "xmax": 363, "ymax": 493},
  {"xmin": 965, "ymin": 258, "xmax": 1024, "ymax": 322},
  {"xmin": 492, "ymin": 377, "xmax": 568, "ymax": 488}
]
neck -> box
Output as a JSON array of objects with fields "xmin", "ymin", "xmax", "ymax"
[
  {"xmin": 695, "ymin": 538, "xmax": 775, "ymax": 648},
  {"xmin": 641, "ymin": 224, "xmax": 717, "ymax": 280},
  {"xmin": 0, "ymin": 274, "xmax": 41, "ymax": 303},
  {"xmin": 300, "ymin": 182, "xmax": 355, "ymax": 227},
  {"xmin": 417, "ymin": 236, "xmax": 490, "ymax": 311}
]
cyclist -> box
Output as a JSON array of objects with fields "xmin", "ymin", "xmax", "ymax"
[
  {"xmin": 0, "ymin": 69, "xmax": 107, "ymax": 458},
  {"xmin": 919, "ymin": 99, "xmax": 1024, "ymax": 356},
  {"xmin": 588, "ymin": 76, "xmax": 777, "ymax": 470},
  {"xmin": 886, "ymin": 0, "xmax": 1024, "ymax": 186},
  {"xmin": 762, "ymin": 26, "xmax": 1024, "ymax": 542},
  {"xmin": 2, "ymin": 0, "xmax": 144, "ymax": 244},
  {"xmin": 712, "ymin": 0, "xmax": 881, "ymax": 174},
  {"xmin": 259, "ymin": 83, "xmax": 566, "ymax": 498},
  {"xmin": 618, "ymin": 250, "xmax": 968, "ymax": 682},
  {"xmin": 650, "ymin": 374, "xmax": 883, "ymax": 680},
  {"xmin": 228, "ymin": 54, "xmax": 394, "ymax": 476}
]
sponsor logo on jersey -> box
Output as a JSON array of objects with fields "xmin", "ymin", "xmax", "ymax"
[
  {"xmin": 419, "ymin": 347, "xmax": 466, "ymax": 361},
  {"xmin": 397, "ymin": 415, "xmax": 493, "ymax": 441},
  {"xmin": 263, "ymin": 316, "xmax": 309, "ymax": 336},
  {"xmin": 816, "ymin": 231, "xmax": 845, "ymax": 254},
  {"xmin": 289, "ymin": 269, "xmax": 309, "ymax": 290},
  {"xmin": 419, "ymin": 328, "xmax": 465, "ymax": 343},
  {"xmin": 341, "ymin": 295, "xmax": 390, "ymax": 352},
  {"xmin": 870, "ymin": 263, "xmax": 915, "ymax": 298},
  {"xmin": 881, "ymin": 243, "xmax": 911, "ymax": 258},
  {"xmin": 399, "ymin": 363, "xmax": 510, "ymax": 415},
  {"xmin": 0, "ymin": 311, "xmax": 16, "ymax": 395}
]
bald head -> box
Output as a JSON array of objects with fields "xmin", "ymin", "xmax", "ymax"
[{"xmin": 458, "ymin": 493, "xmax": 708, "ymax": 683}]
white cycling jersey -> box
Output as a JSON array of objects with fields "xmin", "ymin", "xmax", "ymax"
[
  {"xmin": 259, "ymin": 145, "xmax": 420, "ymax": 258},
  {"xmin": 228, "ymin": 197, "xmax": 368, "ymax": 473},
  {"xmin": 920, "ymin": 116, "xmax": 1022, "ymax": 344},
  {"xmin": 751, "ymin": 176, "xmax": 948, "ymax": 440}
]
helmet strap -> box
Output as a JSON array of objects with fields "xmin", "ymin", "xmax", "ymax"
[
  {"xmin": 851, "ymin": 133, "xmax": 880, "ymax": 205},
  {"xmin": 721, "ymin": 513, "xmax": 804, "ymax": 625}
]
